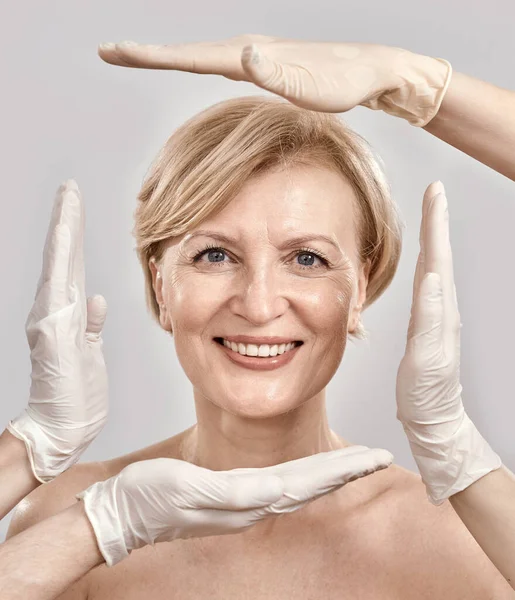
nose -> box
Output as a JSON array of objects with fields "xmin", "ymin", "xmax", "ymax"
[{"xmin": 229, "ymin": 262, "xmax": 290, "ymax": 326}]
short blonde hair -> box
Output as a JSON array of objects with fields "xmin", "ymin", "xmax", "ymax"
[{"xmin": 133, "ymin": 96, "xmax": 404, "ymax": 340}]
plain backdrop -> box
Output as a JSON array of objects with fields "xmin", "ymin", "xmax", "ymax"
[{"xmin": 1, "ymin": 0, "xmax": 514, "ymax": 541}]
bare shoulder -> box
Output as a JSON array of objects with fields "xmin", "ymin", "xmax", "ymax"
[
  {"xmin": 5, "ymin": 431, "xmax": 190, "ymax": 599},
  {"xmin": 5, "ymin": 461, "xmax": 109, "ymax": 600},
  {"xmin": 6, "ymin": 460, "xmax": 109, "ymax": 540},
  {"xmin": 6, "ymin": 426, "xmax": 192, "ymax": 536},
  {"xmin": 375, "ymin": 465, "xmax": 515, "ymax": 598},
  {"xmin": 101, "ymin": 427, "xmax": 192, "ymax": 477}
]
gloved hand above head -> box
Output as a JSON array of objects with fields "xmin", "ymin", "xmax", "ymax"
[
  {"xmin": 97, "ymin": 35, "xmax": 452, "ymax": 127},
  {"xmin": 7, "ymin": 180, "xmax": 109, "ymax": 483},
  {"xmin": 76, "ymin": 445, "xmax": 394, "ymax": 567},
  {"xmin": 396, "ymin": 181, "xmax": 502, "ymax": 505}
]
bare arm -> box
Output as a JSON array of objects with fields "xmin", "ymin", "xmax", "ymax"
[
  {"xmin": 0, "ymin": 428, "xmax": 39, "ymax": 520},
  {"xmin": 448, "ymin": 465, "xmax": 515, "ymax": 589},
  {"xmin": 0, "ymin": 500, "xmax": 103, "ymax": 600},
  {"xmin": 423, "ymin": 69, "xmax": 515, "ymax": 181}
]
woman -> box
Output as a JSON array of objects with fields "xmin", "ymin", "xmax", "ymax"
[{"xmin": 1, "ymin": 36, "xmax": 514, "ymax": 599}]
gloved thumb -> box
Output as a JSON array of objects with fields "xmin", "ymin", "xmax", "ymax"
[
  {"xmin": 86, "ymin": 294, "xmax": 108, "ymax": 336},
  {"xmin": 197, "ymin": 473, "xmax": 284, "ymax": 510},
  {"xmin": 241, "ymin": 44, "xmax": 290, "ymax": 98},
  {"xmin": 227, "ymin": 475, "xmax": 284, "ymax": 509},
  {"xmin": 408, "ymin": 272, "xmax": 443, "ymax": 343}
]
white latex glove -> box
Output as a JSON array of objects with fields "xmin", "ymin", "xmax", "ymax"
[
  {"xmin": 7, "ymin": 180, "xmax": 109, "ymax": 483},
  {"xmin": 76, "ymin": 445, "xmax": 393, "ymax": 567},
  {"xmin": 396, "ymin": 181, "xmax": 502, "ymax": 505},
  {"xmin": 97, "ymin": 35, "xmax": 452, "ymax": 127}
]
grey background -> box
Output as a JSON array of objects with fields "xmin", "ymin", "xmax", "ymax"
[{"xmin": 1, "ymin": 0, "xmax": 513, "ymax": 540}]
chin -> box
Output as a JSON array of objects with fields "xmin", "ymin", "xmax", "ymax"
[
  {"xmin": 212, "ymin": 389, "xmax": 305, "ymax": 420},
  {"xmin": 220, "ymin": 403, "xmax": 300, "ymax": 420}
]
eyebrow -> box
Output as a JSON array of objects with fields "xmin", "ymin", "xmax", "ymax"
[{"xmin": 183, "ymin": 230, "xmax": 342, "ymax": 253}]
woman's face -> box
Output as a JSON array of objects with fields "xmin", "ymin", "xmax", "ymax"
[{"xmin": 150, "ymin": 164, "xmax": 369, "ymax": 418}]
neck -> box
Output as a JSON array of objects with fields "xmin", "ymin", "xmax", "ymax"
[{"xmin": 180, "ymin": 388, "xmax": 351, "ymax": 471}]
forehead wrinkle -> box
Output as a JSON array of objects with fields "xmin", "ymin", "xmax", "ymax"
[
  {"xmin": 179, "ymin": 227, "xmax": 347, "ymax": 256},
  {"xmin": 180, "ymin": 229, "xmax": 240, "ymax": 249}
]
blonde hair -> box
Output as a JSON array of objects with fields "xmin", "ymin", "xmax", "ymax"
[{"xmin": 133, "ymin": 96, "xmax": 404, "ymax": 340}]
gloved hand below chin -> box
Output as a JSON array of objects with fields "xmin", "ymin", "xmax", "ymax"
[{"xmin": 75, "ymin": 446, "xmax": 393, "ymax": 567}]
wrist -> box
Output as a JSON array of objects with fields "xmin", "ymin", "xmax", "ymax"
[
  {"xmin": 76, "ymin": 477, "xmax": 131, "ymax": 567},
  {"xmin": 7, "ymin": 412, "xmax": 84, "ymax": 483},
  {"xmin": 403, "ymin": 412, "xmax": 502, "ymax": 505},
  {"xmin": 362, "ymin": 48, "xmax": 452, "ymax": 127},
  {"xmin": 67, "ymin": 500, "xmax": 106, "ymax": 568},
  {"xmin": 0, "ymin": 427, "xmax": 39, "ymax": 489},
  {"xmin": 396, "ymin": 50, "xmax": 453, "ymax": 126}
]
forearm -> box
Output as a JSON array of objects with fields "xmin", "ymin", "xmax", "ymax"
[
  {"xmin": 0, "ymin": 500, "xmax": 104, "ymax": 599},
  {"xmin": 0, "ymin": 428, "xmax": 39, "ymax": 520},
  {"xmin": 423, "ymin": 69, "xmax": 515, "ymax": 181},
  {"xmin": 449, "ymin": 464, "xmax": 515, "ymax": 589}
]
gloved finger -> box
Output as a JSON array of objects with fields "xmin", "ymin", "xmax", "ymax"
[
  {"xmin": 424, "ymin": 190, "xmax": 461, "ymax": 354},
  {"xmin": 278, "ymin": 447, "xmax": 393, "ymax": 504},
  {"xmin": 241, "ymin": 44, "xmax": 297, "ymax": 102},
  {"xmin": 407, "ymin": 184, "xmax": 433, "ymax": 340},
  {"xmin": 407, "ymin": 272, "xmax": 444, "ymax": 350},
  {"xmin": 178, "ymin": 502, "xmax": 287, "ymax": 538},
  {"xmin": 30, "ymin": 223, "xmax": 72, "ymax": 318},
  {"xmin": 85, "ymin": 295, "xmax": 108, "ymax": 338},
  {"xmin": 35, "ymin": 181, "xmax": 76, "ymax": 300},
  {"xmin": 182, "ymin": 470, "xmax": 284, "ymax": 511},
  {"xmin": 408, "ymin": 182, "xmax": 447, "ymax": 341},
  {"xmin": 246, "ymin": 448, "xmax": 393, "ymax": 516},
  {"xmin": 272, "ymin": 445, "xmax": 376, "ymax": 477},
  {"xmin": 68, "ymin": 179, "xmax": 86, "ymax": 315},
  {"xmin": 188, "ymin": 494, "xmax": 312, "ymax": 535},
  {"xmin": 229, "ymin": 445, "xmax": 371, "ymax": 479},
  {"xmin": 65, "ymin": 181, "xmax": 87, "ymax": 325},
  {"xmin": 97, "ymin": 39, "xmax": 247, "ymax": 82},
  {"xmin": 407, "ymin": 250, "xmax": 425, "ymax": 341},
  {"xmin": 413, "ymin": 182, "xmax": 442, "ymax": 299}
]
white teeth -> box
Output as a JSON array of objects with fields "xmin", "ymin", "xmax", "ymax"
[{"xmin": 222, "ymin": 339, "xmax": 297, "ymax": 357}]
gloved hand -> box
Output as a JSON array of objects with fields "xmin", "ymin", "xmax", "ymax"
[
  {"xmin": 76, "ymin": 445, "xmax": 393, "ymax": 567},
  {"xmin": 7, "ymin": 180, "xmax": 109, "ymax": 483},
  {"xmin": 396, "ymin": 181, "xmax": 502, "ymax": 505},
  {"xmin": 98, "ymin": 35, "xmax": 452, "ymax": 127}
]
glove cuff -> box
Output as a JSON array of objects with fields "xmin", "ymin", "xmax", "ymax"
[
  {"xmin": 7, "ymin": 410, "xmax": 88, "ymax": 483},
  {"xmin": 361, "ymin": 51, "xmax": 452, "ymax": 127},
  {"xmin": 76, "ymin": 478, "xmax": 130, "ymax": 568},
  {"xmin": 402, "ymin": 411, "xmax": 502, "ymax": 505}
]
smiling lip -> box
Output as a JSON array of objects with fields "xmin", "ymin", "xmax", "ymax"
[
  {"xmin": 214, "ymin": 338, "xmax": 303, "ymax": 371},
  {"xmin": 216, "ymin": 335, "xmax": 303, "ymax": 345}
]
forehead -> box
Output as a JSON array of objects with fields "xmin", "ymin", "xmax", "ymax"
[{"xmin": 201, "ymin": 164, "xmax": 358, "ymax": 248}]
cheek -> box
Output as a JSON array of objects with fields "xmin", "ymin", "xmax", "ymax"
[
  {"xmin": 165, "ymin": 272, "xmax": 227, "ymax": 333},
  {"xmin": 299, "ymin": 275, "xmax": 354, "ymax": 333}
]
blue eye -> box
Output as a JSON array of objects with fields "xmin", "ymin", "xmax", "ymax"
[
  {"xmin": 295, "ymin": 247, "xmax": 330, "ymax": 269},
  {"xmin": 192, "ymin": 245, "xmax": 330, "ymax": 269},
  {"xmin": 297, "ymin": 252, "xmax": 318, "ymax": 267},
  {"xmin": 193, "ymin": 245, "xmax": 228, "ymax": 263},
  {"xmin": 205, "ymin": 249, "xmax": 226, "ymax": 262}
]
